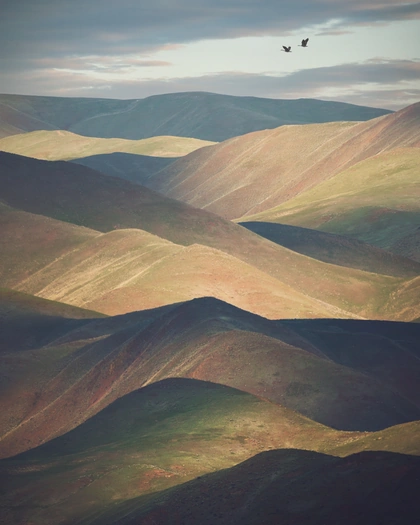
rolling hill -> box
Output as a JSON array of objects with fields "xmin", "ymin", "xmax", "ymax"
[
  {"xmin": 240, "ymin": 221, "xmax": 420, "ymax": 277},
  {"xmin": 146, "ymin": 102, "xmax": 420, "ymax": 221},
  {"xmin": 72, "ymin": 152, "xmax": 176, "ymax": 185},
  {"xmin": 0, "ymin": 92, "xmax": 391, "ymax": 141},
  {"xmin": 1, "ymin": 295, "xmax": 420, "ymax": 462},
  {"xmin": 0, "ymin": 378, "xmax": 359, "ymax": 525},
  {"xmin": 1, "ymin": 89, "xmax": 418, "ymax": 525},
  {"xmin": 244, "ymin": 147, "xmax": 420, "ymax": 250},
  {"xmin": 86, "ymin": 448, "xmax": 420, "ymax": 525},
  {"xmin": 0, "ymin": 129, "xmax": 215, "ymax": 161},
  {"xmin": 1, "ymin": 152, "xmax": 419, "ymax": 321}
]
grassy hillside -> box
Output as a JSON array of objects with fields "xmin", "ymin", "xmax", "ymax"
[
  {"xmin": 0, "ymin": 129, "xmax": 215, "ymax": 161},
  {"xmin": 0, "ymin": 379, "xmax": 418, "ymax": 524},
  {"xmin": 1, "ymin": 296, "xmax": 419, "ymax": 461},
  {"xmin": 72, "ymin": 152, "xmax": 176, "ymax": 185},
  {"xmin": 0, "ymin": 92, "xmax": 391, "ymax": 141},
  {"xmin": 0, "ymin": 201, "xmax": 352, "ymax": 320},
  {"xmin": 244, "ymin": 148, "xmax": 420, "ymax": 250},
  {"xmin": 148, "ymin": 102, "xmax": 419, "ymax": 220},
  {"xmin": 2, "ymin": 152, "xmax": 418, "ymax": 321},
  {"xmin": 0, "ymin": 202, "xmax": 99, "ymax": 288},
  {"xmin": 86, "ymin": 448, "xmax": 420, "ymax": 525},
  {"xmin": 240, "ymin": 221, "xmax": 420, "ymax": 278},
  {"xmin": 0, "ymin": 379, "xmax": 358, "ymax": 525}
]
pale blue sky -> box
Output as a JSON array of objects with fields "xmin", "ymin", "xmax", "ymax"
[{"xmin": 1, "ymin": 1, "xmax": 419, "ymax": 109}]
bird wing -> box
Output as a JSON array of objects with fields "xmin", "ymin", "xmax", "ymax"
[{"xmin": 282, "ymin": 46, "xmax": 288, "ymax": 51}]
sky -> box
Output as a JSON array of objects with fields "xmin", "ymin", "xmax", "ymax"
[{"xmin": 0, "ymin": 0, "xmax": 419, "ymax": 109}]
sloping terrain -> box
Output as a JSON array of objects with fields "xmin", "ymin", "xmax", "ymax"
[
  {"xmin": 390, "ymin": 229, "xmax": 420, "ymax": 262},
  {"xmin": 0, "ymin": 377, "xmax": 418, "ymax": 524},
  {"xmin": 1, "ymin": 296, "xmax": 420, "ymax": 461},
  {"xmin": 0, "ymin": 288, "xmax": 105, "ymax": 354},
  {"xmin": 240, "ymin": 221, "xmax": 420, "ymax": 277},
  {"xmin": 72, "ymin": 152, "xmax": 176, "ymax": 185},
  {"xmin": 88, "ymin": 448, "xmax": 420, "ymax": 525},
  {"xmin": 0, "ymin": 130, "xmax": 215, "ymax": 161},
  {"xmin": 1, "ymin": 152, "xmax": 418, "ymax": 321},
  {"xmin": 0, "ymin": 202, "xmax": 99, "ymax": 288},
  {"xmin": 0, "ymin": 92, "xmax": 391, "ymax": 141},
  {"xmin": 148, "ymin": 102, "xmax": 419, "ymax": 221},
  {"xmin": 245, "ymin": 147, "xmax": 420, "ymax": 251},
  {"xmin": 0, "ymin": 378, "xmax": 359, "ymax": 525},
  {"xmin": 0, "ymin": 100, "xmax": 57, "ymax": 138},
  {"xmin": 0, "ymin": 201, "xmax": 353, "ymax": 320}
]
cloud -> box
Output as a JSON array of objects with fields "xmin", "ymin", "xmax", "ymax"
[
  {"xmin": 2, "ymin": 1, "xmax": 419, "ymax": 62},
  {"xmin": 2, "ymin": 58, "xmax": 418, "ymax": 110}
]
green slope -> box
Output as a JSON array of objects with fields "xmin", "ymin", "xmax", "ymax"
[
  {"xmin": 1, "ymin": 152, "xmax": 418, "ymax": 321},
  {"xmin": 242, "ymin": 148, "xmax": 420, "ymax": 249},
  {"xmin": 0, "ymin": 130, "xmax": 215, "ymax": 161}
]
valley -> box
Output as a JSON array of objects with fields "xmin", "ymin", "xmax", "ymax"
[{"xmin": 0, "ymin": 91, "xmax": 419, "ymax": 524}]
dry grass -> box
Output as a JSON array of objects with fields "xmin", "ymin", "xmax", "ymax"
[{"xmin": 0, "ymin": 129, "xmax": 216, "ymax": 160}]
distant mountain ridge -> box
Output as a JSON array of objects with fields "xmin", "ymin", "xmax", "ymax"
[{"xmin": 0, "ymin": 91, "xmax": 392, "ymax": 141}]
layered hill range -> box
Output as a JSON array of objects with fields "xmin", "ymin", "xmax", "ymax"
[
  {"xmin": 0, "ymin": 93, "xmax": 420, "ymax": 525},
  {"xmin": 1, "ymin": 151, "xmax": 420, "ymax": 321},
  {"xmin": 0, "ymin": 91, "xmax": 390, "ymax": 141},
  {"xmin": 1, "ymin": 291, "xmax": 420, "ymax": 524},
  {"xmin": 145, "ymin": 102, "xmax": 420, "ymax": 256}
]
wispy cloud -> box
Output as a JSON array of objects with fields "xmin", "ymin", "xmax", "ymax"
[
  {"xmin": 2, "ymin": 58, "xmax": 418, "ymax": 109},
  {"xmin": 2, "ymin": 1, "xmax": 420, "ymax": 60},
  {"xmin": 1, "ymin": 1, "xmax": 419, "ymax": 108}
]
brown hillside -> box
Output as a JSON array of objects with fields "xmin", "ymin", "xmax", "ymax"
[
  {"xmin": 94, "ymin": 449, "xmax": 420, "ymax": 525},
  {"xmin": 0, "ymin": 101, "xmax": 57, "ymax": 138},
  {"xmin": 1, "ymin": 297, "xmax": 419, "ymax": 458},
  {"xmin": 147, "ymin": 102, "xmax": 420, "ymax": 220},
  {"xmin": 2, "ymin": 152, "xmax": 418, "ymax": 321}
]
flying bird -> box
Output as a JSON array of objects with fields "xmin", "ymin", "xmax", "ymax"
[
  {"xmin": 299, "ymin": 38, "xmax": 309, "ymax": 47},
  {"xmin": 282, "ymin": 46, "xmax": 292, "ymax": 52}
]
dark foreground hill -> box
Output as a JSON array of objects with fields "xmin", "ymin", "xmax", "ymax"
[
  {"xmin": 0, "ymin": 92, "xmax": 391, "ymax": 141},
  {"xmin": 89, "ymin": 449, "xmax": 420, "ymax": 525},
  {"xmin": 72, "ymin": 152, "xmax": 176, "ymax": 185},
  {"xmin": 1, "ymin": 294, "xmax": 419, "ymax": 524}
]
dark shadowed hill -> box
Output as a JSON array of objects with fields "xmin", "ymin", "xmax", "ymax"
[
  {"xmin": 240, "ymin": 221, "xmax": 420, "ymax": 278},
  {"xmin": 72, "ymin": 152, "xmax": 176, "ymax": 185},
  {"xmin": 2, "ymin": 377, "xmax": 419, "ymax": 525},
  {"xmin": 0, "ymin": 92, "xmax": 391, "ymax": 141},
  {"xmin": 89, "ymin": 449, "xmax": 420, "ymax": 525},
  {"xmin": 1, "ymin": 295, "xmax": 420, "ymax": 460},
  {"xmin": 3, "ymin": 152, "xmax": 418, "ymax": 321}
]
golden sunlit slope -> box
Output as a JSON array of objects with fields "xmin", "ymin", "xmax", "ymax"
[
  {"xmin": 0, "ymin": 152, "xmax": 418, "ymax": 321},
  {"xmin": 0, "ymin": 129, "xmax": 215, "ymax": 160},
  {"xmin": 16, "ymin": 236, "xmax": 354, "ymax": 319},
  {"xmin": 0, "ymin": 200, "xmax": 350, "ymax": 319},
  {"xmin": 148, "ymin": 102, "xmax": 420, "ymax": 220},
  {"xmin": 0, "ymin": 204, "xmax": 352, "ymax": 319},
  {"xmin": 0, "ymin": 202, "xmax": 99, "ymax": 288},
  {"xmin": 244, "ymin": 148, "xmax": 420, "ymax": 249}
]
